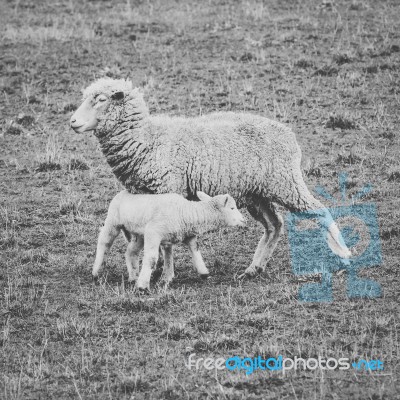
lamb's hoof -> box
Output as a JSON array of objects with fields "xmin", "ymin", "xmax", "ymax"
[
  {"xmin": 157, "ymin": 281, "xmax": 171, "ymax": 293},
  {"xmin": 137, "ymin": 287, "xmax": 150, "ymax": 295},
  {"xmin": 200, "ymin": 273, "xmax": 210, "ymax": 280},
  {"xmin": 159, "ymin": 278, "xmax": 173, "ymax": 287},
  {"xmin": 92, "ymin": 275, "xmax": 100, "ymax": 284},
  {"xmin": 128, "ymin": 279, "xmax": 136, "ymax": 285}
]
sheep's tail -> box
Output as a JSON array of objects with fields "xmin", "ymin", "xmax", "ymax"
[{"xmin": 283, "ymin": 169, "xmax": 352, "ymax": 260}]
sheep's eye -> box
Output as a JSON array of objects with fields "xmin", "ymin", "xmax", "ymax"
[
  {"xmin": 231, "ymin": 207, "xmax": 235, "ymax": 210},
  {"xmin": 97, "ymin": 95, "xmax": 107, "ymax": 102}
]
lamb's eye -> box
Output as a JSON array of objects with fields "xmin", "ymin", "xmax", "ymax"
[
  {"xmin": 231, "ymin": 207, "xmax": 235, "ymax": 210},
  {"xmin": 97, "ymin": 95, "xmax": 107, "ymax": 102}
]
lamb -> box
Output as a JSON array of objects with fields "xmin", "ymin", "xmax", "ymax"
[
  {"xmin": 92, "ymin": 190, "xmax": 246, "ymax": 291},
  {"xmin": 70, "ymin": 77, "xmax": 351, "ymax": 277}
]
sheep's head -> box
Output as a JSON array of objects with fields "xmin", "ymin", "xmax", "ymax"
[
  {"xmin": 70, "ymin": 78, "xmax": 145, "ymax": 134},
  {"xmin": 197, "ymin": 191, "xmax": 246, "ymax": 227}
]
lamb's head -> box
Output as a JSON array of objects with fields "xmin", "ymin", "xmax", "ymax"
[
  {"xmin": 197, "ymin": 191, "xmax": 246, "ymax": 227},
  {"xmin": 70, "ymin": 78, "xmax": 147, "ymax": 135}
]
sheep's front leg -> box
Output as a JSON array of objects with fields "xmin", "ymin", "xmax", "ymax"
[
  {"xmin": 125, "ymin": 235, "xmax": 144, "ymax": 283},
  {"xmin": 160, "ymin": 244, "xmax": 174, "ymax": 285},
  {"xmin": 136, "ymin": 233, "xmax": 161, "ymax": 293},
  {"xmin": 184, "ymin": 236, "xmax": 209, "ymax": 278},
  {"xmin": 92, "ymin": 224, "xmax": 120, "ymax": 278}
]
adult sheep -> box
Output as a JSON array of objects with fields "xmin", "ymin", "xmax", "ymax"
[{"xmin": 70, "ymin": 78, "xmax": 351, "ymax": 277}]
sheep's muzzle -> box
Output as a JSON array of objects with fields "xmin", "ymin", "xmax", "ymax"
[{"xmin": 70, "ymin": 97, "xmax": 99, "ymax": 133}]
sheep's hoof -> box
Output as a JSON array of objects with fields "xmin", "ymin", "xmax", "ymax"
[
  {"xmin": 236, "ymin": 272, "xmax": 248, "ymax": 280},
  {"xmin": 237, "ymin": 266, "xmax": 262, "ymax": 280},
  {"xmin": 137, "ymin": 287, "xmax": 150, "ymax": 295},
  {"xmin": 337, "ymin": 269, "xmax": 346, "ymax": 277},
  {"xmin": 92, "ymin": 275, "xmax": 100, "ymax": 284},
  {"xmin": 200, "ymin": 273, "xmax": 210, "ymax": 280}
]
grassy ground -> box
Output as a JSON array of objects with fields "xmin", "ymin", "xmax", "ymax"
[{"xmin": 1, "ymin": 0, "xmax": 399, "ymax": 398}]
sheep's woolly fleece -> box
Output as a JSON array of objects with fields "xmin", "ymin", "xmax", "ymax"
[
  {"xmin": 82, "ymin": 78, "xmax": 133, "ymax": 100},
  {"xmin": 77, "ymin": 77, "xmax": 352, "ymax": 268},
  {"xmin": 82, "ymin": 78, "xmax": 316, "ymax": 209}
]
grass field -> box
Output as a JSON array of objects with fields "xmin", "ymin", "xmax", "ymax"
[{"xmin": 1, "ymin": 0, "xmax": 399, "ymax": 398}]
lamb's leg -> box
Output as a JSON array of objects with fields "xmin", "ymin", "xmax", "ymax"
[
  {"xmin": 244, "ymin": 200, "xmax": 283, "ymax": 276},
  {"xmin": 92, "ymin": 223, "xmax": 120, "ymax": 278},
  {"xmin": 136, "ymin": 233, "xmax": 161, "ymax": 293},
  {"xmin": 125, "ymin": 235, "xmax": 144, "ymax": 283},
  {"xmin": 184, "ymin": 236, "xmax": 210, "ymax": 278},
  {"xmin": 160, "ymin": 244, "xmax": 174, "ymax": 285}
]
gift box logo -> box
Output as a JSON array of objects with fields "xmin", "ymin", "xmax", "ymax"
[{"xmin": 286, "ymin": 173, "xmax": 382, "ymax": 302}]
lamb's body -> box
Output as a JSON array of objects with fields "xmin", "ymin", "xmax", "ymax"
[
  {"xmin": 71, "ymin": 78, "xmax": 351, "ymax": 277},
  {"xmin": 92, "ymin": 190, "xmax": 245, "ymax": 290}
]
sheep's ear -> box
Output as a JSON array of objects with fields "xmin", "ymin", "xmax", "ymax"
[
  {"xmin": 197, "ymin": 191, "xmax": 211, "ymax": 201},
  {"xmin": 111, "ymin": 91, "xmax": 124, "ymax": 101}
]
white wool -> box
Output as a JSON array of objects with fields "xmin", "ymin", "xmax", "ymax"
[
  {"xmin": 82, "ymin": 77, "xmax": 134, "ymax": 99},
  {"xmin": 92, "ymin": 190, "xmax": 245, "ymax": 290}
]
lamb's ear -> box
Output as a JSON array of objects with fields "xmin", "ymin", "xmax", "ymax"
[
  {"xmin": 223, "ymin": 194, "xmax": 229, "ymax": 207},
  {"xmin": 197, "ymin": 191, "xmax": 211, "ymax": 201},
  {"xmin": 111, "ymin": 91, "xmax": 124, "ymax": 101}
]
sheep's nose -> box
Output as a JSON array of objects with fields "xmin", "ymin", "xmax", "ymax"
[
  {"xmin": 70, "ymin": 115, "xmax": 85, "ymax": 132},
  {"xmin": 70, "ymin": 116, "xmax": 83, "ymax": 129}
]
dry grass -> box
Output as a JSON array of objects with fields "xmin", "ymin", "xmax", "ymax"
[{"xmin": 0, "ymin": 0, "xmax": 399, "ymax": 398}]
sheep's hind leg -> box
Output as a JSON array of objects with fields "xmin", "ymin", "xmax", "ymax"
[
  {"xmin": 92, "ymin": 224, "xmax": 120, "ymax": 278},
  {"xmin": 243, "ymin": 200, "xmax": 283, "ymax": 277},
  {"xmin": 136, "ymin": 233, "xmax": 161, "ymax": 293},
  {"xmin": 125, "ymin": 235, "xmax": 144, "ymax": 283},
  {"xmin": 185, "ymin": 236, "xmax": 210, "ymax": 279},
  {"xmin": 160, "ymin": 244, "xmax": 174, "ymax": 286}
]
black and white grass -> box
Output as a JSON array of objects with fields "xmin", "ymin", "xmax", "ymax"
[{"xmin": 1, "ymin": 0, "xmax": 398, "ymax": 399}]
